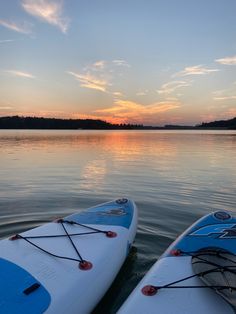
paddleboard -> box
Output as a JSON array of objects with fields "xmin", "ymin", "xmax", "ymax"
[
  {"xmin": 118, "ymin": 211, "xmax": 236, "ymax": 314},
  {"xmin": 0, "ymin": 198, "xmax": 137, "ymax": 314}
]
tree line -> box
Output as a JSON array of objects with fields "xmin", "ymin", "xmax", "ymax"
[
  {"xmin": 0, "ymin": 115, "xmax": 235, "ymax": 129},
  {"xmin": 0, "ymin": 116, "xmax": 144, "ymax": 130}
]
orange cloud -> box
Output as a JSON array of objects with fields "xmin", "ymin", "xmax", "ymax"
[
  {"xmin": 93, "ymin": 99, "xmax": 181, "ymax": 124},
  {"xmin": 0, "ymin": 106, "xmax": 13, "ymax": 111}
]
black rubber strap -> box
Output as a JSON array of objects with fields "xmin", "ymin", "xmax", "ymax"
[{"xmin": 23, "ymin": 283, "xmax": 41, "ymax": 295}]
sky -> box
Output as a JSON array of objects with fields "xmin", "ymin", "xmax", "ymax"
[{"xmin": 0, "ymin": 0, "xmax": 236, "ymax": 126}]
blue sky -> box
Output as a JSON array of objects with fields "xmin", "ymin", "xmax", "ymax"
[{"xmin": 0, "ymin": 0, "xmax": 236, "ymax": 125}]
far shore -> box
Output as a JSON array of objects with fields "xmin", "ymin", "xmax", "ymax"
[{"xmin": 0, "ymin": 116, "xmax": 235, "ymax": 130}]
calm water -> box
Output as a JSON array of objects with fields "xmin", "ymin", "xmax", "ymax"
[{"xmin": 1, "ymin": 130, "xmax": 236, "ymax": 313}]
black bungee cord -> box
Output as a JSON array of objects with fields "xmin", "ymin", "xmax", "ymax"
[
  {"xmin": 142, "ymin": 249, "xmax": 236, "ymax": 296},
  {"xmin": 9, "ymin": 218, "xmax": 117, "ymax": 270}
]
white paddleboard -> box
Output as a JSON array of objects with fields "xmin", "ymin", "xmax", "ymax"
[
  {"xmin": 118, "ymin": 211, "xmax": 236, "ymax": 314},
  {"xmin": 0, "ymin": 198, "xmax": 137, "ymax": 314}
]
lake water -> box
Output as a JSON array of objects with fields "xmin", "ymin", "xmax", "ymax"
[{"xmin": 1, "ymin": 129, "xmax": 236, "ymax": 313}]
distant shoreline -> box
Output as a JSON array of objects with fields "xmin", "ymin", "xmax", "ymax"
[
  {"xmin": 0, "ymin": 116, "xmax": 235, "ymax": 130},
  {"xmin": 0, "ymin": 127, "xmax": 232, "ymax": 131}
]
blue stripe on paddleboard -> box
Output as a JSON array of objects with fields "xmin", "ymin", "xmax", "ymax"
[
  {"xmin": 163, "ymin": 212, "xmax": 236, "ymax": 257},
  {"xmin": 0, "ymin": 258, "xmax": 51, "ymax": 314},
  {"xmin": 66, "ymin": 199, "xmax": 134, "ymax": 229}
]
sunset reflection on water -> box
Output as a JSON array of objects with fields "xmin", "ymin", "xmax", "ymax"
[{"xmin": 1, "ymin": 130, "xmax": 235, "ymax": 205}]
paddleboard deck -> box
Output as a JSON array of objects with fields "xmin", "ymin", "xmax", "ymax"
[
  {"xmin": 0, "ymin": 198, "xmax": 138, "ymax": 314},
  {"xmin": 118, "ymin": 210, "xmax": 236, "ymax": 314}
]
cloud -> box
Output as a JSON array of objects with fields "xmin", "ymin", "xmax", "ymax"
[
  {"xmin": 213, "ymin": 83, "xmax": 236, "ymax": 101},
  {"xmin": 157, "ymin": 80, "xmax": 190, "ymax": 95},
  {"xmin": 94, "ymin": 99, "xmax": 180, "ymax": 124},
  {"xmin": 0, "ymin": 106, "xmax": 12, "ymax": 110},
  {"xmin": 215, "ymin": 55, "xmax": 236, "ymax": 65},
  {"xmin": 213, "ymin": 95, "xmax": 236, "ymax": 101},
  {"xmin": 212, "ymin": 89, "xmax": 227, "ymax": 96},
  {"xmin": 68, "ymin": 60, "xmax": 115, "ymax": 92},
  {"xmin": 112, "ymin": 59, "xmax": 130, "ymax": 67},
  {"xmin": 5, "ymin": 70, "xmax": 35, "ymax": 79},
  {"xmin": 68, "ymin": 59, "xmax": 131, "ymax": 94},
  {"xmin": 21, "ymin": 0, "xmax": 69, "ymax": 33},
  {"xmin": 67, "ymin": 71, "xmax": 109, "ymax": 92},
  {"xmin": 93, "ymin": 60, "xmax": 106, "ymax": 70},
  {"xmin": 113, "ymin": 91, "xmax": 124, "ymax": 97},
  {"xmin": 0, "ymin": 19, "xmax": 33, "ymax": 34},
  {"xmin": 0, "ymin": 39, "xmax": 14, "ymax": 44},
  {"xmin": 173, "ymin": 65, "xmax": 219, "ymax": 77}
]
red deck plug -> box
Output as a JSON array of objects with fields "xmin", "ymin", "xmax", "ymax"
[
  {"xmin": 79, "ymin": 260, "xmax": 93, "ymax": 270},
  {"xmin": 141, "ymin": 285, "xmax": 158, "ymax": 296},
  {"xmin": 106, "ymin": 231, "xmax": 117, "ymax": 238}
]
